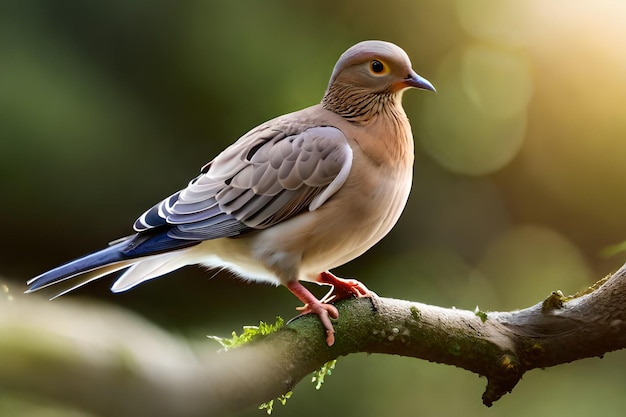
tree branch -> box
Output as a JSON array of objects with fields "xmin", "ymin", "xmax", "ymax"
[{"xmin": 2, "ymin": 263, "xmax": 626, "ymax": 416}]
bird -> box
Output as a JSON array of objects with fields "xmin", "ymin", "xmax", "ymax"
[{"xmin": 26, "ymin": 40, "xmax": 435, "ymax": 346}]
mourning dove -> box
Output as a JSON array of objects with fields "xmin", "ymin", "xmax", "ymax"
[{"xmin": 27, "ymin": 40, "xmax": 435, "ymax": 346}]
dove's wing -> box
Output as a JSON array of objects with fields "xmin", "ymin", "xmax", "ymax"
[
  {"xmin": 133, "ymin": 122, "xmax": 353, "ymax": 244},
  {"xmin": 27, "ymin": 121, "xmax": 353, "ymax": 292}
]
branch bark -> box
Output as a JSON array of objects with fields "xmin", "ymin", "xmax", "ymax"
[{"xmin": 2, "ymin": 263, "xmax": 626, "ymax": 416}]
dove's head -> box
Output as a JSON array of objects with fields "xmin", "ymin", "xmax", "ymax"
[
  {"xmin": 326, "ymin": 40, "xmax": 435, "ymax": 95},
  {"xmin": 322, "ymin": 41, "xmax": 434, "ymax": 119}
]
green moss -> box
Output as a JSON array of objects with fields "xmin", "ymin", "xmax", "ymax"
[
  {"xmin": 541, "ymin": 290, "xmax": 565, "ymax": 312},
  {"xmin": 499, "ymin": 353, "xmax": 519, "ymax": 373},
  {"xmin": 257, "ymin": 359, "xmax": 337, "ymax": 413},
  {"xmin": 570, "ymin": 275, "xmax": 611, "ymax": 299},
  {"xmin": 312, "ymin": 359, "xmax": 337, "ymax": 390},
  {"xmin": 474, "ymin": 306, "xmax": 488, "ymax": 323},
  {"xmin": 208, "ymin": 317, "xmax": 284, "ymax": 351},
  {"xmin": 410, "ymin": 306, "xmax": 422, "ymax": 322},
  {"xmin": 211, "ymin": 318, "xmax": 340, "ymax": 413},
  {"xmin": 259, "ymin": 391, "xmax": 292, "ymax": 415}
]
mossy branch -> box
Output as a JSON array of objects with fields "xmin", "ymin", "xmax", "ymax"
[{"xmin": 2, "ymin": 263, "xmax": 626, "ymax": 416}]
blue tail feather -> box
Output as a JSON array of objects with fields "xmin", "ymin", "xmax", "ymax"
[
  {"xmin": 27, "ymin": 241, "xmax": 129, "ymax": 292},
  {"xmin": 27, "ymin": 230, "xmax": 199, "ymax": 293}
]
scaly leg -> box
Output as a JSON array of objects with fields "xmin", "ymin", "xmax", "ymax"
[{"xmin": 286, "ymin": 280, "xmax": 338, "ymax": 346}]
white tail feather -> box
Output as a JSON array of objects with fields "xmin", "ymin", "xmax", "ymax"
[
  {"xmin": 49, "ymin": 261, "xmax": 134, "ymax": 300},
  {"xmin": 111, "ymin": 249, "xmax": 193, "ymax": 292}
]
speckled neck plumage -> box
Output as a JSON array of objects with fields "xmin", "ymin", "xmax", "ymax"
[{"xmin": 321, "ymin": 83, "xmax": 402, "ymax": 124}]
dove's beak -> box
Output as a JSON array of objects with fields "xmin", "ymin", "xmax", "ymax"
[{"xmin": 399, "ymin": 70, "xmax": 436, "ymax": 92}]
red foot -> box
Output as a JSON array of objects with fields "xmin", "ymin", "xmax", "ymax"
[
  {"xmin": 316, "ymin": 271, "xmax": 371, "ymax": 303},
  {"xmin": 285, "ymin": 273, "xmax": 371, "ymax": 346},
  {"xmin": 286, "ymin": 281, "xmax": 339, "ymax": 346}
]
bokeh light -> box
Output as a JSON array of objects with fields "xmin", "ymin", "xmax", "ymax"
[
  {"xmin": 419, "ymin": 44, "xmax": 530, "ymax": 175},
  {"xmin": 477, "ymin": 224, "xmax": 592, "ymax": 310}
]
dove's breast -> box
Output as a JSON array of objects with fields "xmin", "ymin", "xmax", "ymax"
[
  {"xmin": 254, "ymin": 111, "xmax": 414, "ymax": 282},
  {"xmin": 194, "ymin": 106, "xmax": 415, "ymax": 286},
  {"xmin": 299, "ymin": 132, "xmax": 414, "ymax": 278}
]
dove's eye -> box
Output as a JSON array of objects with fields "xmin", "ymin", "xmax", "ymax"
[{"xmin": 369, "ymin": 60, "xmax": 387, "ymax": 75}]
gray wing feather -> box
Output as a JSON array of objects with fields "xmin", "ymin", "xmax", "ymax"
[{"xmin": 133, "ymin": 123, "xmax": 353, "ymax": 240}]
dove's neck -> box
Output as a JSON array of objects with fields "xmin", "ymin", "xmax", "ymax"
[
  {"xmin": 322, "ymin": 84, "xmax": 413, "ymax": 168},
  {"xmin": 321, "ymin": 84, "xmax": 405, "ymax": 125}
]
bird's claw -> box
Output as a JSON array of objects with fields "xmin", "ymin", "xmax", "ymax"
[
  {"xmin": 296, "ymin": 301, "xmax": 339, "ymax": 346},
  {"xmin": 286, "ymin": 273, "xmax": 370, "ymax": 346},
  {"xmin": 286, "ymin": 280, "xmax": 340, "ymax": 346},
  {"xmin": 317, "ymin": 271, "xmax": 371, "ymax": 303}
]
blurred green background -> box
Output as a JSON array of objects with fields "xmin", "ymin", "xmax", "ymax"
[{"xmin": 3, "ymin": 0, "xmax": 626, "ymax": 415}]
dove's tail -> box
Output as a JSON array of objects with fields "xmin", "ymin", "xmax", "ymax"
[{"xmin": 26, "ymin": 231, "xmax": 199, "ymax": 299}]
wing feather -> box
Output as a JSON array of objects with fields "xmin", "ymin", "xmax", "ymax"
[{"xmin": 133, "ymin": 122, "xmax": 353, "ymax": 242}]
